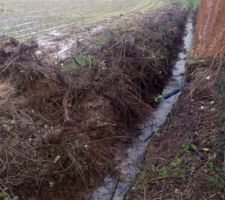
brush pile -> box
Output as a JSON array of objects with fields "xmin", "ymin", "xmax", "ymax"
[{"xmin": 0, "ymin": 5, "xmax": 187, "ymax": 199}]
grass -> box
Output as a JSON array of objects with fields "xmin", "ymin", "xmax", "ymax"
[
  {"xmin": 127, "ymin": 60, "xmax": 225, "ymax": 200},
  {"xmin": 0, "ymin": 0, "xmax": 167, "ymax": 39},
  {"xmin": 179, "ymin": 0, "xmax": 200, "ymax": 10},
  {"xmin": 130, "ymin": 149, "xmax": 187, "ymax": 194},
  {"xmin": 0, "ymin": 187, "xmax": 18, "ymax": 200},
  {"xmin": 129, "ymin": 136, "xmax": 225, "ymax": 199}
]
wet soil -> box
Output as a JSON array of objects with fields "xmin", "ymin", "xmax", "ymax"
[
  {"xmin": 36, "ymin": 15, "xmax": 140, "ymax": 61},
  {"xmin": 128, "ymin": 58, "xmax": 225, "ymax": 200},
  {"xmin": 92, "ymin": 17, "xmax": 194, "ymax": 200},
  {"xmin": 0, "ymin": 4, "xmax": 188, "ymax": 200}
]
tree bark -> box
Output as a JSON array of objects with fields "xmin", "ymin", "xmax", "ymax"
[{"xmin": 193, "ymin": 0, "xmax": 225, "ymax": 58}]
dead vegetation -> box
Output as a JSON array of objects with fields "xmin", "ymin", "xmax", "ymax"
[
  {"xmin": 127, "ymin": 56, "xmax": 225, "ymax": 200},
  {"xmin": 0, "ymin": 5, "xmax": 187, "ymax": 199}
]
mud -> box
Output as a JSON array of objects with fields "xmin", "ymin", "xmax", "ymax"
[
  {"xmin": 35, "ymin": 13, "xmax": 144, "ymax": 62},
  {"xmin": 92, "ymin": 16, "xmax": 193, "ymax": 200},
  {"xmin": 128, "ymin": 57, "xmax": 225, "ymax": 200},
  {"xmin": 0, "ymin": 4, "xmax": 187, "ymax": 200}
]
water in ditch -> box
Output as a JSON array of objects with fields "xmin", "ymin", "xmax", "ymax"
[{"xmin": 92, "ymin": 17, "xmax": 194, "ymax": 200}]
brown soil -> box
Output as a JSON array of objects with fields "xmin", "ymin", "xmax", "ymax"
[
  {"xmin": 0, "ymin": 4, "xmax": 187, "ymax": 200},
  {"xmin": 193, "ymin": 0, "xmax": 225, "ymax": 58},
  {"xmin": 127, "ymin": 57, "xmax": 225, "ymax": 199}
]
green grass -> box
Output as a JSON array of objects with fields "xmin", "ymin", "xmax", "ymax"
[
  {"xmin": 179, "ymin": 0, "xmax": 200, "ymax": 10},
  {"xmin": 0, "ymin": 0, "xmax": 167, "ymax": 39}
]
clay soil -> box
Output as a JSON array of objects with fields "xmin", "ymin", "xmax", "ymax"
[{"xmin": 0, "ymin": 4, "xmax": 187, "ymax": 200}]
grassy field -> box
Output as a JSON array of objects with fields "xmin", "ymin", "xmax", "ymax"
[{"xmin": 0, "ymin": 0, "xmax": 167, "ymax": 40}]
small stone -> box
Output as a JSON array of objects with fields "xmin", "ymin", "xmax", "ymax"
[
  {"xmin": 175, "ymin": 188, "xmax": 179, "ymax": 194},
  {"xmin": 54, "ymin": 155, "xmax": 61, "ymax": 163},
  {"xmin": 206, "ymin": 76, "xmax": 211, "ymax": 80},
  {"xmin": 84, "ymin": 144, "xmax": 88, "ymax": 148},
  {"xmin": 200, "ymin": 106, "xmax": 205, "ymax": 110},
  {"xmin": 210, "ymin": 101, "xmax": 215, "ymax": 105},
  {"xmin": 36, "ymin": 50, "xmax": 41, "ymax": 55},
  {"xmin": 202, "ymin": 148, "xmax": 210, "ymax": 152},
  {"xmin": 132, "ymin": 187, "xmax": 136, "ymax": 190},
  {"xmin": 49, "ymin": 181, "xmax": 55, "ymax": 188},
  {"xmin": 10, "ymin": 120, "xmax": 16, "ymax": 125}
]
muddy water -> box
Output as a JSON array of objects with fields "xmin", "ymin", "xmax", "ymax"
[{"xmin": 91, "ymin": 18, "xmax": 194, "ymax": 200}]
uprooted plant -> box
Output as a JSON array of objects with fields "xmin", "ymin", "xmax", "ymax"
[{"xmin": 0, "ymin": 5, "xmax": 187, "ymax": 199}]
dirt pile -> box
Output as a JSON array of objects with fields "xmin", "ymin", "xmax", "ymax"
[
  {"xmin": 0, "ymin": 5, "xmax": 187, "ymax": 199},
  {"xmin": 193, "ymin": 0, "xmax": 225, "ymax": 58}
]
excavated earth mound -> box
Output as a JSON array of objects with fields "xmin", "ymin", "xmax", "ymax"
[{"xmin": 0, "ymin": 4, "xmax": 187, "ymax": 199}]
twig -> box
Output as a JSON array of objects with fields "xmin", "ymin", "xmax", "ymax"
[
  {"xmin": 189, "ymin": 46, "xmax": 225, "ymax": 96},
  {"xmin": 215, "ymin": 48, "xmax": 225, "ymax": 79},
  {"xmin": 85, "ymin": 136, "xmax": 131, "ymax": 146},
  {"xmin": 63, "ymin": 91, "xmax": 71, "ymax": 122},
  {"xmin": 64, "ymin": 148, "xmax": 89, "ymax": 190},
  {"xmin": 110, "ymin": 172, "xmax": 119, "ymax": 200},
  {"xmin": 100, "ymin": 42, "xmax": 120, "ymax": 60},
  {"xmin": 144, "ymin": 186, "xmax": 147, "ymax": 200},
  {"xmin": 2, "ymin": 56, "xmax": 19, "ymax": 72}
]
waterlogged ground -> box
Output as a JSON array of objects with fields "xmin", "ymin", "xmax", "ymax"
[{"xmin": 0, "ymin": 0, "xmax": 167, "ymax": 40}]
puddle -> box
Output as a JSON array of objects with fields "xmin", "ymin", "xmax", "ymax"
[
  {"xmin": 37, "ymin": 33, "xmax": 77, "ymax": 60},
  {"xmin": 36, "ymin": 24, "xmax": 104, "ymax": 60},
  {"xmin": 91, "ymin": 17, "xmax": 194, "ymax": 200},
  {"xmin": 90, "ymin": 25, "xmax": 105, "ymax": 34}
]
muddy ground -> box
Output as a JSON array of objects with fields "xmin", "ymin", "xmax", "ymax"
[
  {"xmin": 36, "ymin": 3, "xmax": 173, "ymax": 63},
  {"xmin": 0, "ymin": 4, "xmax": 188, "ymax": 200},
  {"xmin": 36, "ymin": 12, "xmax": 146, "ymax": 62},
  {"xmin": 127, "ymin": 58, "xmax": 225, "ymax": 199}
]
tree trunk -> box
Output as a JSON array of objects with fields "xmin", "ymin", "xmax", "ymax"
[{"xmin": 193, "ymin": 0, "xmax": 225, "ymax": 58}]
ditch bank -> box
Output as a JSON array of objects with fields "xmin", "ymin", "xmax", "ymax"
[
  {"xmin": 92, "ymin": 17, "xmax": 194, "ymax": 200},
  {"xmin": 128, "ymin": 58, "xmax": 225, "ymax": 200},
  {"xmin": 0, "ymin": 4, "xmax": 187, "ymax": 200}
]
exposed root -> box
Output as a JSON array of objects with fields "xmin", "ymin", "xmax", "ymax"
[{"xmin": 0, "ymin": 4, "xmax": 187, "ymax": 199}]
